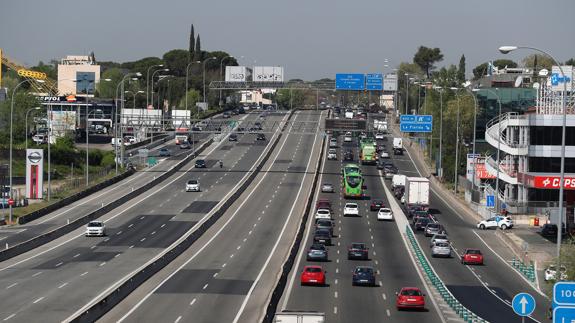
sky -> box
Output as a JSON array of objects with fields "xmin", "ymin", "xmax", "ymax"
[{"xmin": 2, "ymin": 0, "xmax": 574, "ymax": 81}]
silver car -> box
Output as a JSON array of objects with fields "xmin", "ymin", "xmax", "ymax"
[
  {"xmin": 431, "ymin": 241, "xmax": 451, "ymax": 258},
  {"xmin": 429, "ymin": 234, "xmax": 449, "ymax": 247},
  {"xmin": 321, "ymin": 183, "xmax": 334, "ymax": 193}
]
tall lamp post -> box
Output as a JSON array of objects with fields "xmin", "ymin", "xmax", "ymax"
[
  {"xmin": 499, "ymin": 45, "xmax": 568, "ymax": 268},
  {"xmin": 185, "ymin": 61, "xmax": 201, "ymax": 124},
  {"xmin": 125, "ymin": 90, "xmax": 145, "ymax": 109},
  {"xmin": 203, "ymin": 57, "xmax": 217, "ymax": 105},
  {"xmin": 219, "ymin": 56, "xmax": 234, "ymax": 107},
  {"xmin": 146, "ymin": 64, "xmax": 163, "ymax": 107},
  {"xmin": 9, "ymin": 79, "xmax": 45, "ymax": 223},
  {"xmin": 114, "ymin": 73, "xmax": 142, "ymax": 174},
  {"xmin": 433, "ymin": 86, "xmax": 444, "ymax": 178},
  {"xmin": 25, "ymin": 107, "xmax": 42, "ymax": 151},
  {"xmin": 480, "ymin": 88, "xmax": 503, "ymax": 211},
  {"xmin": 150, "ymin": 69, "xmax": 170, "ymax": 110},
  {"xmin": 450, "ymin": 88, "xmax": 479, "ymax": 191}
]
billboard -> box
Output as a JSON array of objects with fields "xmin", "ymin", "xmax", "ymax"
[
  {"xmin": 335, "ymin": 74, "xmax": 365, "ymax": 90},
  {"xmin": 551, "ymin": 66, "xmax": 573, "ymax": 92},
  {"xmin": 253, "ymin": 66, "xmax": 284, "ymax": 82},
  {"xmin": 366, "ymin": 73, "xmax": 383, "ymax": 90},
  {"xmin": 26, "ymin": 149, "xmax": 43, "ymax": 199},
  {"xmin": 383, "ymin": 74, "xmax": 398, "ymax": 91},
  {"xmin": 225, "ymin": 66, "xmax": 252, "ymax": 82}
]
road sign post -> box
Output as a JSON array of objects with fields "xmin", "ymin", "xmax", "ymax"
[
  {"xmin": 486, "ymin": 195, "xmax": 495, "ymax": 207},
  {"xmin": 400, "ymin": 115, "xmax": 433, "ymax": 133},
  {"xmin": 512, "ymin": 293, "xmax": 536, "ymax": 321},
  {"xmin": 366, "ymin": 73, "xmax": 383, "ymax": 90},
  {"xmin": 335, "ymin": 74, "xmax": 365, "ymax": 90}
]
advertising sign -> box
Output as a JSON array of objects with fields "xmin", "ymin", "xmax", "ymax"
[
  {"xmin": 473, "ymin": 157, "xmax": 496, "ymax": 179},
  {"xmin": 25, "ymin": 149, "xmax": 44, "ymax": 199},
  {"xmin": 253, "ymin": 66, "xmax": 284, "ymax": 82},
  {"xmin": 335, "ymin": 74, "xmax": 365, "ymax": 90},
  {"xmin": 366, "ymin": 73, "xmax": 383, "ymax": 90},
  {"xmin": 533, "ymin": 176, "xmax": 575, "ymax": 190},
  {"xmin": 225, "ymin": 66, "xmax": 252, "ymax": 82},
  {"xmin": 383, "ymin": 74, "xmax": 398, "ymax": 91},
  {"xmin": 466, "ymin": 154, "xmax": 480, "ymax": 181},
  {"xmin": 551, "ymin": 66, "xmax": 573, "ymax": 92}
]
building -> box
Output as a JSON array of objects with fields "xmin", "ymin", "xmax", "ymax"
[
  {"xmin": 239, "ymin": 89, "xmax": 274, "ymax": 106},
  {"xmin": 483, "ymin": 65, "xmax": 574, "ymax": 227},
  {"xmin": 57, "ymin": 55, "xmax": 101, "ymax": 96}
]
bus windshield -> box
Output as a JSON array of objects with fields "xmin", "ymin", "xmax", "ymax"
[{"xmin": 346, "ymin": 176, "xmax": 361, "ymax": 188}]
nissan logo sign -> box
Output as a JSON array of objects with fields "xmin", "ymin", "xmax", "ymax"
[{"xmin": 28, "ymin": 152, "xmax": 42, "ymax": 164}]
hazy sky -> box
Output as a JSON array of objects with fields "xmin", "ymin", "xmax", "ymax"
[{"xmin": 2, "ymin": 0, "xmax": 574, "ymax": 80}]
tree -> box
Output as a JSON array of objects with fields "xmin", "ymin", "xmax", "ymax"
[
  {"xmin": 0, "ymin": 92, "xmax": 40, "ymax": 145},
  {"xmin": 31, "ymin": 61, "xmax": 57, "ymax": 80},
  {"xmin": 413, "ymin": 46, "xmax": 444, "ymax": 78},
  {"xmin": 457, "ymin": 54, "xmax": 466, "ymax": 83},
  {"xmin": 523, "ymin": 54, "xmax": 554, "ymax": 70},
  {"xmin": 433, "ymin": 65, "xmax": 459, "ymax": 88},
  {"xmin": 276, "ymin": 89, "xmax": 305, "ymax": 109},
  {"xmin": 189, "ymin": 24, "xmax": 195, "ymax": 62},
  {"xmin": 178, "ymin": 89, "xmax": 201, "ymax": 110},
  {"xmin": 194, "ymin": 35, "xmax": 202, "ymax": 61},
  {"xmin": 472, "ymin": 60, "xmax": 518, "ymax": 79},
  {"xmin": 493, "ymin": 59, "xmax": 518, "ymax": 69},
  {"xmin": 566, "ymin": 58, "xmax": 575, "ymax": 66},
  {"xmin": 163, "ymin": 49, "xmax": 189, "ymax": 77},
  {"xmin": 97, "ymin": 68, "xmax": 123, "ymax": 98}
]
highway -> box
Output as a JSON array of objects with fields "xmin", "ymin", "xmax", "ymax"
[
  {"xmin": 279, "ymin": 130, "xmax": 443, "ymax": 323},
  {"xmin": 383, "ymin": 125, "xmax": 551, "ymax": 322},
  {"xmin": 101, "ymin": 110, "xmax": 324, "ymax": 323},
  {"xmin": 0, "ymin": 112, "xmax": 285, "ymax": 323}
]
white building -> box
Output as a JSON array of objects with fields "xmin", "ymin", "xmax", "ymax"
[{"xmin": 57, "ymin": 55, "xmax": 101, "ymax": 96}]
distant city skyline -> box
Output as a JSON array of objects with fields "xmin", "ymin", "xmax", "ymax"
[{"xmin": 2, "ymin": 0, "xmax": 574, "ymax": 81}]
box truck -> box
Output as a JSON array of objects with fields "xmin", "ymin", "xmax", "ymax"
[
  {"xmin": 405, "ymin": 177, "xmax": 430, "ymax": 207},
  {"xmin": 274, "ymin": 312, "xmax": 325, "ymax": 323}
]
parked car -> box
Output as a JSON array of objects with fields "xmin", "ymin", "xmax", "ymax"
[
  {"xmin": 370, "ymin": 200, "xmax": 385, "ymax": 211},
  {"xmin": 307, "ymin": 243, "xmax": 328, "ymax": 262},
  {"xmin": 85, "ymin": 221, "xmax": 106, "ymax": 237},
  {"xmin": 186, "ymin": 179, "xmax": 200, "ymax": 192},
  {"xmin": 544, "ymin": 265, "xmax": 568, "ymax": 281},
  {"xmin": 195, "ymin": 159, "xmax": 206, "ymax": 168},
  {"xmin": 348, "ymin": 243, "xmax": 369, "ymax": 260},
  {"xmin": 343, "ymin": 203, "xmax": 359, "ymax": 217},
  {"xmin": 321, "ymin": 183, "xmax": 334, "ymax": 193},
  {"xmin": 540, "ymin": 224, "xmax": 567, "ymax": 237},
  {"xmin": 300, "ymin": 265, "xmax": 326, "ymax": 286},
  {"xmin": 396, "ymin": 287, "xmax": 426, "ymax": 310},
  {"xmin": 159, "ymin": 148, "xmax": 170, "ymax": 157},
  {"xmin": 431, "ymin": 241, "xmax": 451, "ymax": 258},
  {"xmin": 377, "ymin": 208, "xmax": 393, "ymax": 221},
  {"xmin": 477, "ymin": 216, "xmax": 514, "ymax": 230},
  {"xmin": 352, "ymin": 266, "xmax": 376, "ymax": 286},
  {"xmin": 461, "ymin": 249, "xmax": 484, "ymax": 265}
]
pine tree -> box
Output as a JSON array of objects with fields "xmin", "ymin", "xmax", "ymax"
[
  {"xmin": 532, "ymin": 54, "xmax": 538, "ymax": 79},
  {"xmin": 457, "ymin": 54, "xmax": 466, "ymax": 83},
  {"xmin": 189, "ymin": 24, "xmax": 195, "ymax": 62},
  {"xmin": 194, "ymin": 34, "xmax": 202, "ymax": 61}
]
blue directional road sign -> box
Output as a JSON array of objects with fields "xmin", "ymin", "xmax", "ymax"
[
  {"xmin": 336, "ymin": 74, "xmax": 365, "ymax": 90},
  {"xmin": 400, "ymin": 115, "xmax": 417, "ymax": 122},
  {"xmin": 512, "ymin": 293, "xmax": 536, "ymax": 317},
  {"xmin": 366, "ymin": 73, "xmax": 383, "ymax": 90},
  {"xmin": 554, "ymin": 306, "xmax": 575, "ymax": 323},
  {"xmin": 554, "ymin": 282, "xmax": 575, "ymax": 306},
  {"xmin": 486, "ymin": 195, "xmax": 495, "ymax": 207},
  {"xmin": 400, "ymin": 123, "xmax": 432, "ymax": 132}
]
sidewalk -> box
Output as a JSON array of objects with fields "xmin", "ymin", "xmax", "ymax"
[{"xmin": 389, "ymin": 122, "xmax": 556, "ymax": 294}]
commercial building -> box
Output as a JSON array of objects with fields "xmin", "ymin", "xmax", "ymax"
[
  {"xmin": 482, "ymin": 65, "xmax": 574, "ymax": 227},
  {"xmin": 57, "ymin": 55, "xmax": 101, "ymax": 96}
]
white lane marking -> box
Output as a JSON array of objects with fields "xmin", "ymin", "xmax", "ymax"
[
  {"xmin": 222, "ymin": 263, "xmax": 227, "ymax": 268},
  {"xmin": 90, "ymin": 245, "xmax": 97, "ymax": 249},
  {"xmin": 236, "ymin": 245, "xmax": 241, "ymax": 250},
  {"xmin": 161, "ymin": 224, "xmax": 166, "ymax": 228},
  {"xmin": 243, "ymin": 238, "xmax": 247, "ymax": 242},
  {"xmin": 33, "ymin": 297, "xmax": 44, "ymax": 304},
  {"xmin": 80, "ymin": 272, "xmax": 89, "ymax": 276},
  {"xmin": 140, "ymin": 238, "xmax": 146, "ymax": 242},
  {"xmin": 174, "ymin": 316, "xmax": 182, "ymax": 323},
  {"xmin": 129, "ymin": 245, "xmax": 134, "ymax": 249},
  {"xmin": 382, "ymin": 293, "xmax": 387, "ymax": 300},
  {"xmin": 190, "ymin": 298, "xmax": 196, "ymax": 306},
  {"xmin": 116, "ymin": 231, "xmax": 123, "ymax": 235},
  {"xmin": 115, "ymin": 254, "xmax": 120, "ymax": 258},
  {"xmin": 58, "ymin": 282, "xmax": 69, "ymax": 289},
  {"xmin": 334, "ymin": 291, "xmax": 338, "ymax": 298},
  {"xmin": 3, "ymin": 314, "xmax": 15, "ymax": 321},
  {"xmin": 213, "ymin": 272, "xmax": 218, "ymax": 278},
  {"xmin": 150, "ymin": 231, "xmax": 156, "ymax": 236},
  {"xmin": 334, "ymin": 306, "xmax": 337, "ymax": 314},
  {"xmin": 203, "ymin": 284, "xmax": 208, "ymax": 290},
  {"xmin": 99, "ymin": 262, "xmax": 106, "ymax": 267},
  {"xmin": 128, "ymin": 224, "xmax": 134, "ymax": 228},
  {"xmin": 5, "ymin": 283, "xmax": 17, "ymax": 289},
  {"xmin": 55, "ymin": 262, "xmax": 63, "ymax": 267},
  {"xmin": 386, "ymin": 309, "xmax": 391, "ymax": 317},
  {"xmin": 336, "ymin": 268, "xmax": 339, "ymax": 274},
  {"xmin": 230, "ymin": 254, "xmax": 234, "ymax": 258},
  {"xmin": 335, "ymin": 279, "xmax": 338, "ymax": 285},
  {"xmin": 248, "ymin": 231, "xmax": 252, "ymax": 235}
]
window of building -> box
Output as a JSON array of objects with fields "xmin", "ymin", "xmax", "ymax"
[
  {"xmin": 529, "ymin": 157, "xmax": 575, "ymax": 173},
  {"xmin": 530, "ymin": 126, "xmax": 575, "ymax": 146},
  {"xmin": 76, "ymin": 72, "xmax": 95, "ymax": 95}
]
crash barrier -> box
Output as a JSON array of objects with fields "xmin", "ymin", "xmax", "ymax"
[
  {"xmin": 125, "ymin": 134, "xmax": 169, "ymax": 152},
  {"xmin": 0, "ymin": 138, "xmax": 214, "ymax": 263},
  {"xmin": 262, "ymin": 110, "xmax": 329, "ymax": 323},
  {"xmin": 70, "ymin": 110, "xmax": 296, "ymax": 322},
  {"xmin": 511, "ymin": 258, "xmax": 536, "ymax": 282},
  {"xmin": 405, "ymin": 225, "xmax": 488, "ymax": 323}
]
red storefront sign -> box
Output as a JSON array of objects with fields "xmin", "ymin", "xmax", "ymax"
[
  {"xmin": 475, "ymin": 163, "xmax": 496, "ymax": 179},
  {"xmin": 533, "ymin": 176, "xmax": 575, "ymax": 190}
]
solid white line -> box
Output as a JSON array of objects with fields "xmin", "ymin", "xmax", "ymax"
[{"xmin": 3, "ymin": 314, "xmax": 15, "ymax": 321}]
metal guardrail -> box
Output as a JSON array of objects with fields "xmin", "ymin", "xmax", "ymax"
[{"xmin": 405, "ymin": 225, "xmax": 487, "ymax": 323}]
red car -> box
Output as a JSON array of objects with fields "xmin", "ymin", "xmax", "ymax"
[
  {"xmin": 300, "ymin": 265, "xmax": 326, "ymax": 286},
  {"xmin": 461, "ymin": 248, "xmax": 484, "ymax": 265},
  {"xmin": 396, "ymin": 287, "xmax": 426, "ymax": 310}
]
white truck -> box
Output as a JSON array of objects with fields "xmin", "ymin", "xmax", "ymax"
[
  {"xmin": 374, "ymin": 119, "xmax": 388, "ymax": 133},
  {"xmin": 392, "ymin": 174, "xmax": 407, "ymax": 188},
  {"xmin": 344, "ymin": 109, "xmax": 354, "ymax": 119},
  {"xmin": 405, "ymin": 177, "xmax": 430, "ymax": 207},
  {"xmin": 393, "ymin": 137, "xmax": 403, "ymax": 155},
  {"xmin": 274, "ymin": 312, "xmax": 325, "ymax": 323}
]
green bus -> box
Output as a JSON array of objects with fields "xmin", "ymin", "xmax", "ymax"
[
  {"xmin": 359, "ymin": 139, "xmax": 377, "ymax": 165},
  {"xmin": 342, "ymin": 163, "xmax": 363, "ymax": 198}
]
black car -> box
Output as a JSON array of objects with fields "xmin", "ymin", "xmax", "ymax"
[
  {"xmin": 195, "ymin": 159, "xmax": 206, "ymax": 168},
  {"xmin": 348, "ymin": 243, "xmax": 369, "ymax": 260},
  {"xmin": 256, "ymin": 133, "xmax": 266, "ymax": 141},
  {"xmin": 343, "ymin": 150, "xmax": 354, "ymax": 161},
  {"xmin": 236, "ymin": 127, "xmax": 245, "ymax": 134},
  {"xmin": 414, "ymin": 218, "xmax": 431, "ymax": 231},
  {"xmin": 370, "ymin": 200, "xmax": 384, "ymax": 211},
  {"xmin": 393, "ymin": 187, "xmax": 405, "ymax": 199},
  {"xmin": 384, "ymin": 166, "xmax": 398, "ymax": 178},
  {"xmin": 307, "ymin": 243, "xmax": 328, "ymax": 262},
  {"xmin": 376, "ymin": 160, "xmax": 385, "ymax": 170},
  {"xmin": 352, "ymin": 266, "xmax": 376, "ymax": 286},
  {"xmin": 540, "ymin": 224, "xmax": 567, "ymax": 237},
  {"xmin": 229, "ymin": 133, "xmax": 238, "ymax": 141},
  {"xmin": 313, "ymin": 228, "xmax": 332, "ymax": 245}
]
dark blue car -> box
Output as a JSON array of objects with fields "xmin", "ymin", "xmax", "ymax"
[{"xmin": 352, "ymin": 266, "xmax": 376, "ymax": 286}]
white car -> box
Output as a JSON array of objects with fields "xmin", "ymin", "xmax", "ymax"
[
  {"xmin": 329, "ymin": 138, "xmax": 338, "ymax": 148},
  {"xmin": 545, "ymin": 265, "xmax": 568, "ymax": 281},
  {"xmin": 85, "ymin": 221, "xmax": 106, "ymax": 237},
  {"xmin": 327, "ymin": 149, "xmax": 337, "ymax": 160},
  {"xmin": 343, "ymin": 203, "xmax": 359, "ymax": 217},
  {"xmin": 380, "ymin": 151, "xmax": 390, "ymax": 159},
  {"xmin": 377, "ymin": 208, "xmax": 393, "ymax": 221},
  {"xmin": 344, "ymin": 135, "xmax": 352, "ymax": 142},
  {"xmin": 321, "ymin": 183, "xmax": 335, "ymax": 193},
  {"xmin": 186, "ymin": 179, "xmax": 200, "ymax": 192},
  {"xmin": 375, "ymin": 133, "xmax": 385, "ymax": 140},
  {"xmin": 429, "ymin": 234, "xmax": 449, "ymax": 247},
  {"xmin": 315, "ymin": 208, "xmax": 332, "ymax": 220},
  {"xmin": 477, "ymin": 216, "xmax": 513, "ymax": 230}
]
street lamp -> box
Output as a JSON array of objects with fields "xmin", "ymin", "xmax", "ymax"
[
  {"xmin": 450, "ymin": 87, "xmax": 479, "ymax": 191},
  {"xmin": 9, "ymin": 79, "xmax": 45, "ymax": 223},
  {"xmin": 433, "ymin": 86, "xmax": 444, "ymax": 178},
  {"xmin": 203, "ymin": 57, "xmax": 217, "ymax": 104},
  {"xmin": 146, "ymin": 64, "xmax": 163, "ymax": 107},
  {"xmin": 25, "ymin": 107, "xmax": 42, "ymax": 151},
  {"xmin": 114, "ymin": 73, "xmax": 142, "ymax": 174},
  {"xmin": 186, "ymin": 61, "xmax": 201, "ymax": 123},
  {"xmin": 219, "ymin": 56, "xmax": 234, "ymax": 107},
  {"xmin": 499, "ymin": 45, "xmax": 568, "ymax": 269},
  {"xmin": 150, "ymin": 69, "xmax": 169, "ymax": 110},
  {"xmin": 479, "ymin": 88, "xmax": 503, "ymax": 212},
  {"xmin": 125, "ymin": 90, "xmax": 145, "ymax": 109}
]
